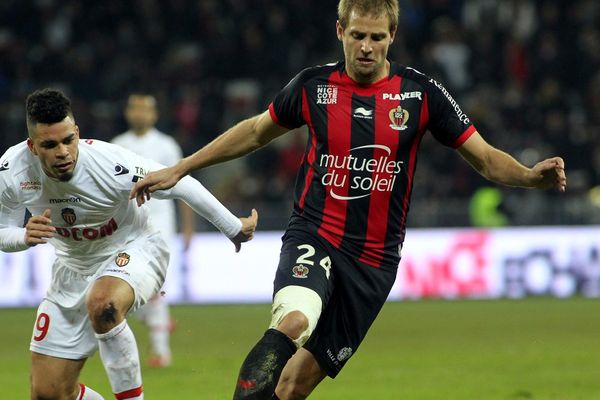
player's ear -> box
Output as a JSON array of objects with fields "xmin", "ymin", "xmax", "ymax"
[
  {"xmin": 27, "ymin": 138, "xmax": 38, "ymax": 155},
  {"xmin": 74, "ymin": 125, "xmax": 80, "ymax": 138},
  {"xmin": 336, "ymin": 20, "xmax": 344, "ymax": 41}
]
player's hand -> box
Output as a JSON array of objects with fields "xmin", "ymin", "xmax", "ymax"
[
  {"xmin": 531, "ymin": 157, "xmax": 566, "ymax": 192},
  {"xmin": 24, "ymin": 209, "xmax": 55, "ymax": 247},
  {"xmin": 129, "ymin": 165, "xmax": 184, "ymax": 207},
  {"xmin": 231, "ymin": 208, "xmax": 258, "ymax": 252}
]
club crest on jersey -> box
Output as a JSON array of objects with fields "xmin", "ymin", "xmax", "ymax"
[
  {"xmin": 115, "ymin": 252, "xmax": 130, "ymax": 267},
  {"xmin": 292, "ymin": 264, "xmax": 309, "ymax": 278},
  {"xmin": 389, "ymin": 105, "xmax": 409, "ymax": 131},
  {"xmin": 61, "ymin": 208, "xmax": 77, "ymax": 226}
]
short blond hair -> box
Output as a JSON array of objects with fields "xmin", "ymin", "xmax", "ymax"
[{"xmin": 338, "ymin": 0, "xmax": 399, "ymax": 33}]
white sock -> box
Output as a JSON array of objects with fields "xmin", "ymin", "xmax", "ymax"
[
  {"xmin": 95, "ymin": 320, "xmax": 144, "ymax": 399},
  {"xmin": 77, "ymin": 384, "xmax": 105, "ymax": 400},
  {"xmin": 144, "ymin": 297, "xmax": 171, "ymax": 357}
]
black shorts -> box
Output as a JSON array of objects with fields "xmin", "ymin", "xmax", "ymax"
[{"xmin": 273, "ymin": 228, "xmax": 397, "ymax": 377}]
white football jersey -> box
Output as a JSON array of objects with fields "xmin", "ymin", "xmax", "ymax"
[
  {"xmin": 111, "ymin": 128, "xmax": 182, "ymax": 238},
  {"xmin": 0, "ymin": 138, "xmax": 240, "ymax": 274}
]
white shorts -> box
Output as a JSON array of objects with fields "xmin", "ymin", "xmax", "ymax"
[{"xmin": 29, "ymin": 232, "xmax": 169, "ymax": 359}]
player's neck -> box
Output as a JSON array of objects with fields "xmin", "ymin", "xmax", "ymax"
[
  {"xmin": 132, "ymin": 128, "xmax": 152, "ymax": 137},
  {"xmin": 346, "ymin": 60, "xmax": 390, "ymax": 85}
]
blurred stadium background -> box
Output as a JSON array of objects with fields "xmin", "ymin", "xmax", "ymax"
[{"xmin": 1, "ymin": 0, "xmax": 600, "ymax": 399}]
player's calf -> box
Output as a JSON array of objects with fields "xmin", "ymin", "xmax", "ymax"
[
  {"xmin": 274, "ymin": 349, "xmax": 327, "ymax": 400},
  {"xmin": 96, "ymin": 320, "xmax": 144, "ymax": 400},
  {"xmin": 233, "ymin": 328, "xmax": 297, "ymax": 400},
  {"xmin": 233, "ymin": 286, "xmax": 323, "ymax": 399}
]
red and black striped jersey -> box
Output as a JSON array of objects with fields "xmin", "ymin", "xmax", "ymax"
[{"xmin": 268, "ymin": 61, "xmax": 476, "ymax": 270}]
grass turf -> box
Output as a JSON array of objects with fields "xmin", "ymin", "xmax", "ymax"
[{"xmin": 1, "ymin": 298, "xmax": 599, "ymax": 399}]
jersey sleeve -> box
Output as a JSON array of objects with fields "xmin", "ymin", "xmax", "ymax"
[
  {"xmin": 0, "ymin": 152, "xmax": 28, "ymax": 251},
  {"xmin": 268, "ymin": 69, "xmax": 310, "ymax": 129},
  {"xmin": 425, "ymin": 78, "xmax": 477, "ymax": 148},
  {"xmin": 109, "ymin": 144, "xmax": 241, "ymax": 238},
  {"xmin": 157, "ymin": 176, "xmax": 242, "ymax": 239}
]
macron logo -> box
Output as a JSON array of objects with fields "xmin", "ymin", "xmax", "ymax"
[{"xmin": 353, "ymin": 107, "xmax": 373, "ymax": 119}]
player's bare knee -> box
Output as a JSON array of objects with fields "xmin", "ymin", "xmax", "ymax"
[
  {"xmin": 86, "ymin": 297, "xmax": 122, "ymax": 332},
  {"xmin": 277, "ymin": 310, "xmax": 309, "ymax": 340},
  {"xmin": 270, "ymin": 286, "xmax": 323, "ymax": 348}
]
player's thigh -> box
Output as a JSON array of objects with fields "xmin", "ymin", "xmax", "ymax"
[
  {"xmin": 97, "ymin": 231, "xmax": 169, "ymax": 313},
  {"xmin": 30, "ymin": 299, "xmax": 98, "ymax": 360},
  {"xmin": 305, "ymin": 256, "xmax": 397, "ymax": 377},
  {"xmin": 29, "ymin": 300, "xmax": 92, "ymax": 398},
  {"xmin": 31, "ymin": 352, "xmax": 86, "ymax": 399},
  {"xmin": 273, "ymin": 229, "xmax": 334, "ymax": 303},
  {"xmin": 271, "ymin": 230, "xmax": 335, "ymax": 345}
]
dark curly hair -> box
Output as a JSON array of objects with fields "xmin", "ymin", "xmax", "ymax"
[{"xmin": 26, "ymin": 88, "xmax": 73, "ymax": 135}]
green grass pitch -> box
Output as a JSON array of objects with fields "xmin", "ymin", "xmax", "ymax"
[{"xmin": 1, "ymin": 298, "xmax": 599, "ymax": 399}]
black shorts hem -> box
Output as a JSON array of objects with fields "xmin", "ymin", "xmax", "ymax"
[{"xmin": 304, "ymin": 344, "xmax": 341, "ymax": 378}]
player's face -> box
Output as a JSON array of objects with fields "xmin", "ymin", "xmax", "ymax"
[
  {"xmin": 125, "ymin": 95, "xmax": 158, "ymax": 134},
  {"xmin": 27, "ymin": 116, "xmax": 80, "ymax": 181},
  {"xmin": 337, "ymin": 10, "xmax": 395, "ymax": 84}
]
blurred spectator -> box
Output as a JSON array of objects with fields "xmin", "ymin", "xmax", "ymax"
[{"xmin": 0, "ymin": 0, "xmax": 598, "ymax": 229}]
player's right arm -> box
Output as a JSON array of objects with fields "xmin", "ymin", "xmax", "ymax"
[
  {"xmin": 130, "ymin": 111, "xmax": 288, "ymax": 205},
  {"xmin": 0, "ymin": 149, "xmax": 31, "ymax": 251},
  {"xmin": 129, "ymin": 66, "xmax": 314, "ymax": 204},
  {"xmin": 0, "ymin": 194, "xmax": 54, "ymax": 251},
  {"xmin": 0, "ymin": 207, "xmax": 31, "ymax": 252}
]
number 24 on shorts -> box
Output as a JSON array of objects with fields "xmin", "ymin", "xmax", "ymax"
[{"xmin": 296, "ymin": 244, "xmax": 331, "ymax": 279}]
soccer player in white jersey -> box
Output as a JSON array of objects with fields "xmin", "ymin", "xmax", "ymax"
[
  {"xmin": 0, "ymin": 88, "xmax": 258, "ymax": 400},
  {"xmin": 111, "ymin": 93, "xmax": 193, "ymax": 368}
]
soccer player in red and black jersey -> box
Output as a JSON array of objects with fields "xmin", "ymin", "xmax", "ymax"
[{"xmin": 131, "ymin": 1, "xmax": 567, "ymax": 398}]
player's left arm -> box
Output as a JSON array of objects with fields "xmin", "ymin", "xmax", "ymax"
[
  {"xmin": 457, "ymin": 131, "xmax": 567, "ymax": 191},
  {"xmin": 129, "ymin": 111, "xmax": 288, "ymax": 205},
  {"xmin": 115, "ymin": 146, "xmax": 257, "ymax": 251},
  {"xmin": 153, "ymin": 175, "xmax": 258, "ymax": 252}
]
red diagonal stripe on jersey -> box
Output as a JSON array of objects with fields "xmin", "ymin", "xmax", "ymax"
[
  {"xmin": 318, "ymin": 71, "xmax": 352, "ymax": 247},
  {"xmin": 298, "ymin": 88, "xmax": 318, "ymax": 210},
  {"xmin": 359, "ymin": 76, "xmax": 403, "ymax": 267},
  {"xmin": 399, "ymin": 93, "xmax": 429, "ymax": 231},
  {"xmin": 115, "ymin": 386, "xmax": 143, "ymax": 399}
]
